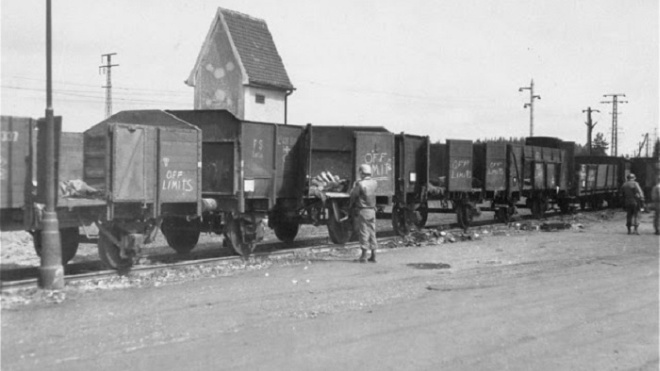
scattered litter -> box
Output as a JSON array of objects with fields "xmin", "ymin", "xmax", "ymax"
[{"xmin": 407, "ymin": 263, "xmax": 451, "ymax": 270}]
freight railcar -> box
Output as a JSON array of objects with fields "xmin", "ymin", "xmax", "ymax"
[
  {"xmin": 166, "ymin": 110, "xmax": 396, "ymax": 253},
  {"xmin": 391, "ymin": 135, "xmax": 485, "ymax": 234},
  {"xmin": 297, "ymin": 124, "xmax": 395, "ymax": 243},
  {"xmin": 83, "ymin": 110, "xmax": 202, "ymax": 268},
  {"xmin": 630, "ymin": 157, "xmax": 660, "ymax": 203},
  {"xmin": 0, "ymin": 111, "xmax": 203, "ymax": 269},
  {"xmin": 522, "ymin": 137, "xmax": 574, "ymax": 217},
  {"xmin": 472, "ymin": 142, "xmax": 520, "ymax": 222},
  {"xmin": 165, "ymin": 109, "xmax": 304, "ymax": 256},
  {"xmin": 1, "ymin": 115, "xmax": 89, "ymax": 264},
  {"xmin": 571, "ymin": 155, "xmax": 629, "ymax": 209}
]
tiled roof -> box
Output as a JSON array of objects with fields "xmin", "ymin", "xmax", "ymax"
[
  {"xmin": 187, "ymin": 8, "xmax": 294, "ymax": 91},
  {"xmin": 221, "ymin": 9, "xmax": 293, "ymax": 90}
]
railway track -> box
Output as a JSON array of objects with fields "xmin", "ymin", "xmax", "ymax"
[
  {"xmin": 0, "ymin": 236, "xmax": 389, "ymax": 292},
  {"xmin": 0, "ymin": 209, "xmax": 574, "ymax": 292}
]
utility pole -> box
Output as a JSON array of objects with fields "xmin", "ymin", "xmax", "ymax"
[
  {"xmin": 600, "ymin": 93, "xmax": 627, "ymax": 156},
  {"xmin": 582, "ymin": 107, "xmax": 599, "ymax": 155},
  {"xmin": 519, "ymin": 79, "xmax": 541, "ymax": 137},
  {"xmin": 636, "ymin": 134, "xmax": 649, "ymax": 157},
  {"xmin": 99, "ymin": 53, "xmax": 119, "ymax": 118},
  {"xmin": 40, "ymin": 0, "xmax": 64, "ymax": 289}
]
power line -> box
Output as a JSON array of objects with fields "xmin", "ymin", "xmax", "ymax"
[
  {"xmin": 1, "ymin": 85, "xmax": 189, "ymax": 106},
  {"xmin": 6, "ymin": 75, "xmax": 191, "ymax": 95}
]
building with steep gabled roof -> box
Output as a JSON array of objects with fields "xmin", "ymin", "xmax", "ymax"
[{"xmin": 185, "ymin": 8, "xmax": 295, "ymax": 124}]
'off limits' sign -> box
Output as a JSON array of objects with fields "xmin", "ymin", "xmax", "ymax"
[
  {"xmin": 161, "ymin": 157, "xmax": 194, "ymax": 193},
  {"xmin": 362, "ymin": 150, "xmax": 393, "ymax": 181}
]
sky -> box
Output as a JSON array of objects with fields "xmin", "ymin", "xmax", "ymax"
[{"xmin": 1, "ymin": 0, "xmax": 658, "ymax": 156}]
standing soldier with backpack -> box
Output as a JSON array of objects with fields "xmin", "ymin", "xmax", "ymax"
[{"xmin": 621, "ymin": 173, "xmax": 645, "ymax": 235}]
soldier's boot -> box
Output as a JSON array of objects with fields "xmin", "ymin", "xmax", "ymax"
[
  {"xmin": 627, "ymin": 226, "xmax": 631, "ymax": 235},
  {"xmin": 634, "ymin": 226, "xmax": 639, "ymax": 235},
  {"xmin": 358, "ymin": 249, "xmax": 368, "ymax": 263},
  {"xmin": 368, "ymin": 250, "xmax": 376, "ymax": 263}
]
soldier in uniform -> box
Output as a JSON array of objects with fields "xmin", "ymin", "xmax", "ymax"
[
  {"xmin": 349, "ymin": 164, "xmax": 378, "ymax": 263},
  {"xmin": 621, "ymin": 173, "xmax": 645, "ymax": 235},
  {"xmin": 652, "ymin": 175, "xmax": 660, "ymax": 235}
]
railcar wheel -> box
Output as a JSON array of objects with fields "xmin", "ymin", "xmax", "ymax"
[
  {"xmin": 530, "ymin": 198, "xmax": 546, "ymax": 219},
  {"xmin": 32, "ymin": 227, "xmax": 80, "ymax": 264},
  {"xmin": 392, "ymin": 205, "xmax": 413, "ymax": 236},
  {"xmin": 414, "ymin": 202, "xmax": 429, "ymax": 228},
  {"xmin": 224, "ymin": 216, "xmax": 256, "ymax": 257},
  {"xmin": 327, "ymin": 204, "xmax": 353, "ymax": 244},
  {"xmin": 161, "ymin": 217, "xmax": 200, "ymax": 254},
  {"xmin": 273, "ymin": 220, "xmax": 299, "ymax": 243},
  {"xmin": 456, "ymin": 203, "xmax": 473, "ymax": 231},
  {"xmin": 495, "ymin": 207, "xmax": 510, "ymax": 223},
  {"xmin": 98, "ymin": 226, "xmax": 133, "ymax": 270},
  {"xmin": 558, "ymin": 199, "xmax": 571, "ymax": 214}
]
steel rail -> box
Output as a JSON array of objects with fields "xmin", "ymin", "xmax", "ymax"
[
  {"xmin": 0, "ymin": 236, "xmax": 383, "ymax": 292},
  {"xmin": 0, "ymin": 210, "xmax": 560, "ymax": 292}
]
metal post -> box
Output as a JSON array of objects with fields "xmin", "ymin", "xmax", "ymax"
[
  {"xmin": 39, "ymin": 0, "xmax": 64, "ymax": 290},
  {"xmin": 100, "ymin": 53, "xmax": 119, "ymax": 118},
  {"xmin": 519, "ymin": 79, "xmax": 541, "ymax": 137}
]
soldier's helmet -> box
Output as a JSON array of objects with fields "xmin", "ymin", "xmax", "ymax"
[
  {"xmin": 627, "ymin": 173, "xmax": 636, "ymax": 180},
  {"xmin": 359, "ymin": 164, "xmax": 372, "ymax": 175}
]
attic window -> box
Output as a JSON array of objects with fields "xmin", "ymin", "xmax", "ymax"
[{"xmin": 255, "ymin": 94, "xmax": 265, "ymax": 104}]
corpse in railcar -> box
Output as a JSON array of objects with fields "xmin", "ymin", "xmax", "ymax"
[{"xmin": 1, "ymin": 115, "xmax": 96, "ymax": 265}]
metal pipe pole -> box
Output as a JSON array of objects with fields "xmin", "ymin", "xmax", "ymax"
[
  {"xmin": 519, "ymin": 79, "xmax": 541, "ymax": 137},
  {"xmin": 40, "ymin": 0, "xmax": 64, "ymax": 289},
  {"xmin": 529, "ymin": 80, "xmax": 534, "ymax": 137}
]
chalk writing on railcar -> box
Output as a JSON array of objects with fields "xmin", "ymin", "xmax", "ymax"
[
  {"xmin": 252, "ymin": 139, "xmax": 264, "ymax": 159},
  {"xmin": 487, "ymin": 161, "xmax": 505, "ymax": 176},
  {"xmin": 363, "ymin": 150, "xmax": 393, "ymax": 180},
  {"xmin": 0, "ymin": 131, "xmax": 19, "ymax": 142},
  {"xmin": 162, "ymin": 170, "xmax": 194, "ymax": 192},
  {"xmin": 277, "ymin": 135, "xmax": 297, "ymax": 170},
  {"xmin": 450, "ymin": 159, "xmax": 472, "ymax": 179}
]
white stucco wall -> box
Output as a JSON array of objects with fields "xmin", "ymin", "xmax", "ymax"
[{"xmin": 243, "ymin": 86, "xmax": 286, "ymax": 124}]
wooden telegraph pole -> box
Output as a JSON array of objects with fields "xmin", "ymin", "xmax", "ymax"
[{"xmin": 582, "ymin": 107, "xmax": 599, "ymax": 155}]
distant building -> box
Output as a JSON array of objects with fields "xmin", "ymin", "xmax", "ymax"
[{"xmin": 185, "ymin": 8, "xmax": 295, "ymax": 124}]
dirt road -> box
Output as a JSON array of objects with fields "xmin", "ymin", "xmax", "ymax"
[{"xmin": 2, "ymin": 211, "xmax": 658, "ymax": 370}]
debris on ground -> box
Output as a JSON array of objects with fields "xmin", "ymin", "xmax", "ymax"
[{"xmin": 540, "ymin": 222, "xmax": 573, "ymax": 232}]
